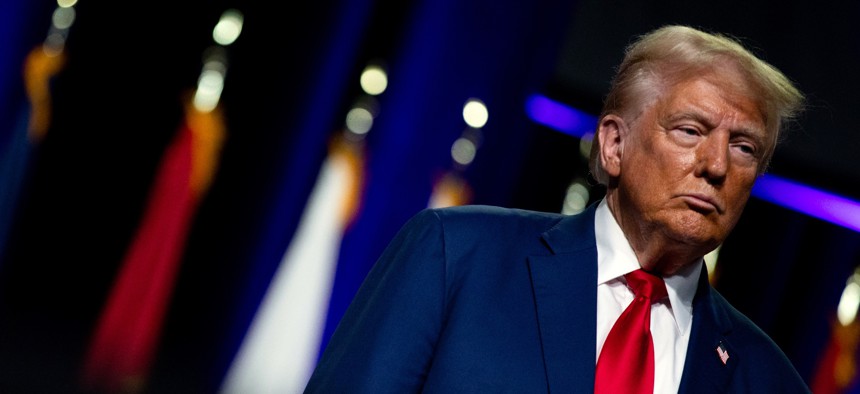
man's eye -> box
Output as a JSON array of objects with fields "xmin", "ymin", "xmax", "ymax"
[{"xmin": 680, "ymin": 127, "xmax": 698, "ymax": 136}]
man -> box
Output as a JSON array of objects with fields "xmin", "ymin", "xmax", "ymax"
[{"xmin": 305, "ymin": 25, "xmax": 809, "ymax": 393}]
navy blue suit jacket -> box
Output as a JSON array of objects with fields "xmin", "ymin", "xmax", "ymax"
[{"xmin": 305, "ymin": 204, "xmax": 810, "ymax": 393}]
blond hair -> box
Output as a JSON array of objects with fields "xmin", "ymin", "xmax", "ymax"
[{"xmin": 589, "ymin": 25, "xmax": 804, "ymax": 185}]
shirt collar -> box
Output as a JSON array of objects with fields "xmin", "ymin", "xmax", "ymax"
[{"xmin": 594, "ymin": 198, "xmax": 701, "ymax": 334}]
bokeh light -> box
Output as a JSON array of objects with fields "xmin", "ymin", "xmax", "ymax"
[
  {"xmin": 561, "ymin": 181, "xmax": 589, "ymax": 215},
  {"xmin": 213, "ymin": 9, "xmax": 244, "ymax": 46},
  {"xmin": 838, "ymin": 270, "xmax": 860, "ymax": 326},
  {"xmin": 451, "ymin": 137, "xmax": 477, "ymax": 165},
  {"xmin": 359, "ymin": 65, "xmax": 388, "ymax": 96},
  {"xmin": 462, "ymin": 98, "xmax": 488, "ymax": 128},
  {"xmin": 345, "ymin": 107, "xmax": 373, "ymax": 135}
]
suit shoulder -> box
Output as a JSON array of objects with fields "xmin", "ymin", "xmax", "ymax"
[
  {"xmin": 428, "ymin": 204, "xmax": 564, "ymax": 225},
  {"xmin": 709, "ymin": 289, "xmax": 774, "ymax": 343},
  {"xmin": 419, "ymin": 205, "xmax": 564, "ymax": 232},
  {"xmin": 405, "ymin": 205, "xmax": 566, "ymax": 248}
]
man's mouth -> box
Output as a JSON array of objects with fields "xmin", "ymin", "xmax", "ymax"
[{"xmin": 679, "ymin": 193, "xmax": 723, "ymax": 214}]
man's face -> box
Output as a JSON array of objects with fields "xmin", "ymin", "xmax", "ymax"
[{"xmin": 613, "ymin": 72, "xmax": 769, "ymax": 253}]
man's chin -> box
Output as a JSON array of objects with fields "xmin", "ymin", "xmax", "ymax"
[{"xmin": 665, "ymin": 216, "xmax": 724, "ymax": 250}]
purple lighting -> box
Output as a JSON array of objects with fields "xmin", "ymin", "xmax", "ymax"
[
  {"xmin": 525, "ymin": 94, "xmax": 597, "ymax": 138},
  {"xmin": 526, "ymin": 93, "xmax": 860, "ymax": 233},
  {"xmin": 752, "ymin": 174, "xmax": 860, "ymax": 232}
]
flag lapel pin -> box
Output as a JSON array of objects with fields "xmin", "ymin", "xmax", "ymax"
[{"xmin": 715, "ymin": 341, "xmax": 730, "ymax": 365}]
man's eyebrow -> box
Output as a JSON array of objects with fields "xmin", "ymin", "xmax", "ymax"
[
  {"xmin": 666, "ymin": 110, "xmax": 765, "ymax": 139},
  {"xmin": 665, "ymin": 111, "xmax": 715, "ymax": 128}
]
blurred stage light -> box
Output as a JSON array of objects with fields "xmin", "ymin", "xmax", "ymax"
[
  {"xmin": 57, "ymin": 0, "xmax": 77, "ymax": 7},
  {"xmin": 43, "ymin": 2, "xmax": 75, "ymax": 56},
  {"xmin": 451, "ymin": 137, "xmax": 477, "ymax": 165},
  {"xmin": 704, "ymin": 245, "xmax": 721, "ymax": 282},
  {"xmin": 43, "ymin": 33, "xmax": 67, "ymax": 57},
  {"xmin": 463, "ymin": 98, "xmax": 488, "ymax": 128},
  {"xmin": 52, "ymin": 6, "xmax": 75, "ymax": 29},
  {"xmin": 838, "ymin": 270, "xmax": 860, "ymax": 326},
  {"xmin": 213, "ymin": 9, "xmax": 244, "ymax": 46},
  {"xmin": 194, "ymin": 60, "xmax": 226, "ymax": 113},
  {"xmin": 345, "ymin": 107, "xmax": 373, "ymax": 135},
  {"xmin": 562, "ymin": 181, "xmax": 589, "ymax": 215},
  {"xmin": 579, "ymin": 132, "xmax": 593, "ymax": 159},
  {"xmin": 752, "ymin": 174, "xmax": 860, "ymax": 233},
  {"xmin": 360, "ymin": 65, "xmax": 388, "ymax": 96},
  {"xmin": 526, "ymin": 94, "xmax": 597, "ymax": 138}
]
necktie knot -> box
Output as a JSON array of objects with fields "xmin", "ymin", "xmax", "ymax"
[{"xmin": 625, "ymin": 269, "xmax": 667, "ymax": 302}]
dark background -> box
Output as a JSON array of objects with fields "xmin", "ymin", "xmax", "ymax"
[{"xmin": 1, "ymin": 0, "xmax": 858, "ymax": 392}]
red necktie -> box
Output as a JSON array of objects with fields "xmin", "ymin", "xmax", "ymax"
[{"xmin": 594, "ymin": 269, "xmax": 668, "ymax": 394}]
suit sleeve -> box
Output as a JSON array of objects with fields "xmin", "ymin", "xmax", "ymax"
[{"xmin": 304, "ymin": 209, "xmax": 447, "ymax": 393}]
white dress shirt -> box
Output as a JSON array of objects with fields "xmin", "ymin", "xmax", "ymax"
[{"xmin": 594, "ymin": 199, "xmax": 702, "ymax": 394}]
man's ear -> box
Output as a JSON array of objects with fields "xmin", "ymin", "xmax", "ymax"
[{"xmin": 597, "ymin": 114, "xmax": 627, "ymax": 178}]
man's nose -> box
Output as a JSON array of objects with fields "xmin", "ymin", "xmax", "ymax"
[{"xmin": 695, "ymin": 133, "xmax": 729, "ymax": 182}]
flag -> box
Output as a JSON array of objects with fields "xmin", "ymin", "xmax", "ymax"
[
  {"xmin": 220, "ymin": 134, "xmax": 364, "ymax": 393},
  {"xmin": 812, "ymin": 318, "xmax": 860, "ymax": 394},
  {"xmin": 716, "ymin": 342, "xmax": 730, "ymax": 365},
  {"xmin": 81, "ymin": 97, "xmax": 226, "ymax": 393},
  {"xmin": 0, "ymin": 45, "xmax": 65, "ymax": 264}
]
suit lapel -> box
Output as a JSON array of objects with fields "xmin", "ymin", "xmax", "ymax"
[
  {"xmin": 678, "ymin": 265, "xmax": 737, "ymax": 393},
  {"xmin": 528, "ymin": 205, "xmax": 598, "ymax": 393},
  {"xmin": 526, "ymin": 205, "xmax": 741, "ymax": 392}
]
